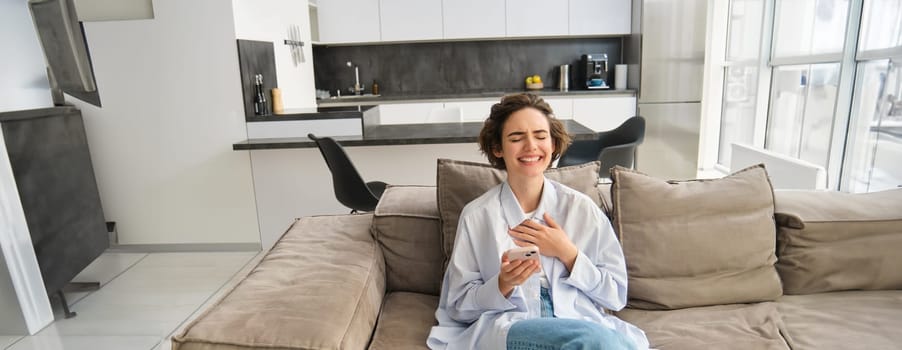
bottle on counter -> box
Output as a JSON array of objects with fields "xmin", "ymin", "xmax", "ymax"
[
  {"xmin": 254, "ymin": 74, "xmax": 268, "ymax": 115},
  {"xmin": 372, "ymin": 80, "xmax": 380, "ymax": 95}
]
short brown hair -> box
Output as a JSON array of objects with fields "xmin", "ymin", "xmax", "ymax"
[{"xmin": 478, "ymin": 93, "xmax": 571, "ymax": 169}]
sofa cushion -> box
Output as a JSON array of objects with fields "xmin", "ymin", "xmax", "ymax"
[
  {"xmin": 369, "ymin": 292, "xmax": 438, "ymax": 350},
  {"xmin": 774, "ymin": 189, "xmax": 902, "ymax": 294},
  {"xmin": 172, "ymin": 214, "xmax": 385, "ymax": 350},
  {"xmin": 611, "ymin": 164, "xmax": 782, "ymax": 310},
  {"xmin": 777, "ymin": 290, "xmax": 902, "ymax": 350},
  {"xmin": 616, "ymin": 302, "xmax": 790, "ymax": 350},
  {"xmin": 373, "ymin": 185, "xmax": 444, "ymax": 295},
  {"xmin": 597, "ymin": 182, "xmax": 613, "ymax": 218},
  {"xmin": 436, "ymin": 158, "xmax": 602, "ymax": 263}
]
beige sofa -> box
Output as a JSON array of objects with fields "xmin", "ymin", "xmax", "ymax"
[{"xmin": 172, "ymin": 160, "xmax": 902, "ymax": 350}]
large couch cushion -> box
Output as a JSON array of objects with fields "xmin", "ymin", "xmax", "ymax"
[
  {"xmin": 616, "ymin": 302, "xmax": 790, "ymax": 350},
  {"xmin": 172, "ymin": 214, "xmax": 385, "ymax": 350},
  {"xmin": 777, "ymin": 290, "xmax": 902, "ymax": 350},
  {"xmin": 436, "ymin": 158, "xmax": 602, "ymax": 263},
  {"xmin": 373, "ymin": 185, "xmax": 444, "ymax": 295},
  {"xmin": 369, "ymin": 292, "xmax": 438, "ymax": 350},
  {"xmin": 774, "ymin": 189, "xmax": 902, "ymax": 294},
  {"xmin": 611, "ymin": 165, "xmax": 782, "ymax": 309}
]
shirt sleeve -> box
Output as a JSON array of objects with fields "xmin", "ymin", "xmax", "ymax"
[
  {"xmin": 560, "ymin": 202, "xmax": 629, "ymax": 311},
  {"xmin": 443, "ymin": 214, "xmax": 517, "ymax": 323}
]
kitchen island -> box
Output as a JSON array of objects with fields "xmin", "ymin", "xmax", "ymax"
[
  {"xmin": 237, "ymin": 119, "xmax": 598, "ymax": 250},
  {"xmin": 233, "ymin": 119, "xmax": 596, "ymax": 150}
]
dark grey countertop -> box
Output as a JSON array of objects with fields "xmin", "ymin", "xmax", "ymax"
[
  {"xmin": 316, "ymin": 88, "xmax": 636, "ymax": 107},
  {"xmin": 233, "ymin": 119, "xmax": 596, "ymax": 150}
]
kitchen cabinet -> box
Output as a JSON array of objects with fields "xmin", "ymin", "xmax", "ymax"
[
  {"xmin": 380, "ymin": 0, "xmax": 443, "ymax": 42},
  {"xmin": 569, "ymin": 0, "xmax": 631, "ymax": 35},
  {"xmin": 506, "ymin": 0, "xmax": 568, "ymax": 38},
  {"xmin": 444, "ymin": 100, "xmax": 495, "ymax": 122},
  {"xmin": 572, "ymin": 95, "xmax": 636, "ymax": 132},
  {"xmin": 369, "ymin": 95, "xmax": 633, "ymax": 128},
  {"xmin": 544, "ymin": 97, "xmax": 573, "ymax": 119},
  {"xmin": 246, "ymin": 119, "xmax": 363, "ymax": 139},
  {"xmin": 374, "ymin": 102, "xmax": 446, "ymax": 125},
  {"xmin": 442, "ymin": 0, "xmax": 506, "ymax": 39},
  {"xmin": 317, "ymin": 0, "xmax": 380, "ymax": 44}
]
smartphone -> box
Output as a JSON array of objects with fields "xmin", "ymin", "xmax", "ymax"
[{"xmin": 506, "ymin": 246, "xmax": 540, "ymax": 262}]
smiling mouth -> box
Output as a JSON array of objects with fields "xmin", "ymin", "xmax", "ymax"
[{"xmin": 518, "ymin": 156, "xmax": 543, "ymax": 164}]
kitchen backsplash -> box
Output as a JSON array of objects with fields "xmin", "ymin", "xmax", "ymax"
[{"xmin": 312, "ymin": 37, "xmax": 622, "ymax": 97}]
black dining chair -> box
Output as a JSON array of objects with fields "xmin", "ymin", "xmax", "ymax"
[
  {"xmin": 558, "ymin": 116, "xmax": 646, "ymax": 178},
  {"xmin": 308, "ymin": 133, "xmax": 388, "ymax": 213}
]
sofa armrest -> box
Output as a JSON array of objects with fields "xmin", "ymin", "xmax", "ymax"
[{"xmin": 173, "ymin": 214, "xmax": 385, "ymax": 350}]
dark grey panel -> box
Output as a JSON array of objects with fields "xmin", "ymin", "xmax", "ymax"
[
  {"xmin": 313, "ymin": 37, "xmax": 623, "ymax": 96},
  {"xmin": 0, "ymin": 106, "xmax": 108, "ymax": 294},
  {"xmin": 237, "ymin": 40, "xmax": 278, "ymax": 119}
]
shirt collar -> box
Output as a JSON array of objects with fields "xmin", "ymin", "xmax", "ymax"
[{"xmin": 499, "ymin": 177, "xmax": 558, "ymax": 228}]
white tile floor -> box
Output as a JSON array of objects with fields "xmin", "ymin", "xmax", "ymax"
[{"xmin": 1, "ymin": 251, "xmax": 260, "ymax": 350}]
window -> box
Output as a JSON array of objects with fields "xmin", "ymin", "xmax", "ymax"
[
  {"xmin": 844, "ymin": 60, "xmax": 902, "ymax": 192},
  {"xmin": 842, "ymin": 0, "xmax": 902, "ymax": 192},
  {"xmin": 765, "ymin": 0, "xmax": 849, "ymax": 171},
  {"xmin": 713, "ymin": 0, "xmax": 902, "ymax": 192},
  {"xmin": 772, "ymin": 0, "xmax": 848, "ymax": 58},
  {"xmin": 766, "ymin": 63, "xmax": 840, "ymax": 167},
  {"xmin": 717, "ymin": 0, "xmax": 765, "ymax": 166}
]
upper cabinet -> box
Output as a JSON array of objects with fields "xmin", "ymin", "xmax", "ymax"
[
  {"xmin": 443, "ymin": 0, "xmax": 506, "ymax": 39},
  {"xmin": 316, "ymin": 0, "xmax": 631, "ymax": 44},
  {"xmin": 381, "ymin": 0, "xmax": 443, "ymax": 42},
  {"xmin": 317, "ymin": 0, "xmax": 381, "ymax": 43},
  {"xmin": 506, "ymin": 0, "xmax": 568, "ymax": 37},
  {"xmin": 569, "ymin": 0, "xmax": 631, "ymax": 35}
]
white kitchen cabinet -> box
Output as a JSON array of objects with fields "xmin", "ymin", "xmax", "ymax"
[
  {"xmin": 247, "ymin": 119, "xmax": 363, "ymax": 139},
  {"xmin": 380, "ymin": 0, "xmax": 443, "ymax": 42},
  {"xmin": 444, "ymin": 100, "xmax": 496, "ymax": 122},
  {"xmin": 569, "ymin": 0, "xmax": 631, "ymax": 35},
  {"xmin": 375, "ymin": 102, "xmax": 446, "ymax": 125},
  {"xmin": 443, "ymin": 0, "xmax": 506, "ymax": 39},
  {"xmin": 506, "ymin": 0, "xmax": 568, "ymax": 38},
  {"xmin": 317, "ymin": 0, "xmax": 380, "ymax": 43},
  {"xmin": 572, "ymin": 95, "xmax": 636, "ymax": 132},
  {"xmin": 544, "ymin": 97, "xmax": 573, "ymax": 119}
]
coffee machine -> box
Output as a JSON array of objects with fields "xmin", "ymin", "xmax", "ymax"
[{"xmin": 580, "ymin": 53, "xmax": 609, "ymax": 89}]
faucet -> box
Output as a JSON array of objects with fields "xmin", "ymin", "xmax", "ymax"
[{"xmin": 346, "ymin": 61, "xmax": 364, "ymax": 95}]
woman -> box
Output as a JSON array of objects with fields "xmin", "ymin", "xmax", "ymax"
[{"xmin": 427, "ymin": 93, "xmax": 648, "ymax": 350}]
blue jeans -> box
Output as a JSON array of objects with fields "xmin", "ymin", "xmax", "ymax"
[{"xmin": 507, "ymin": 287, "xmax": 635, "ymax": 350}]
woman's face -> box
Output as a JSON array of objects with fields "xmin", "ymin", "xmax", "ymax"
[{"xmin": 493, "ymin": 107, "xmax": 554, "ymax": 179}]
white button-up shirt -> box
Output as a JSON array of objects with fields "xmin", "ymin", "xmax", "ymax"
[{"xmin": 427, "ymin": 178, "xmax": 649, "ymax": 349}]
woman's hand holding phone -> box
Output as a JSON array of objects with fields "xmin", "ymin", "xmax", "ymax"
[
  {"xmin": 498, "ymin": 246, "xmax": 541, "ymax": 298},
  {"xmin": 508, "ymin": 213, "xmax": 579, "ymax": 272}
]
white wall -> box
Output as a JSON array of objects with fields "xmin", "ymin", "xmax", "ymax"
[
  {"xmin": 68, "ymin": 0, "xmax": 260, "ymax": 245},
  {"xmin": 231, "ymin": 0, "xmax": 324, "ymax": 248},
  {"xmin": 0, "ymin": 0, "xmax": 53, "ymax": 112},
  {"xmin": 0, "ymin": 0, "xmax": 56, "ymax": 335},
  {"xmin": 232, "ymin": 0, "xmax": 316, "ymax": 109},
  {"xmin": 0, "ymin": 134, "xmax": 54, "ymax": 335}
]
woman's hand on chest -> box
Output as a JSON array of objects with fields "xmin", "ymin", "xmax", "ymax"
[{"xmin": 508, "ymin": 213, "xmax": 579, "ymax": 271}]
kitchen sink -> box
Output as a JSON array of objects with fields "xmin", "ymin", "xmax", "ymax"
[{"xmin": 329, "ymin": 94, "xmax": 380, "ymax": 100}]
